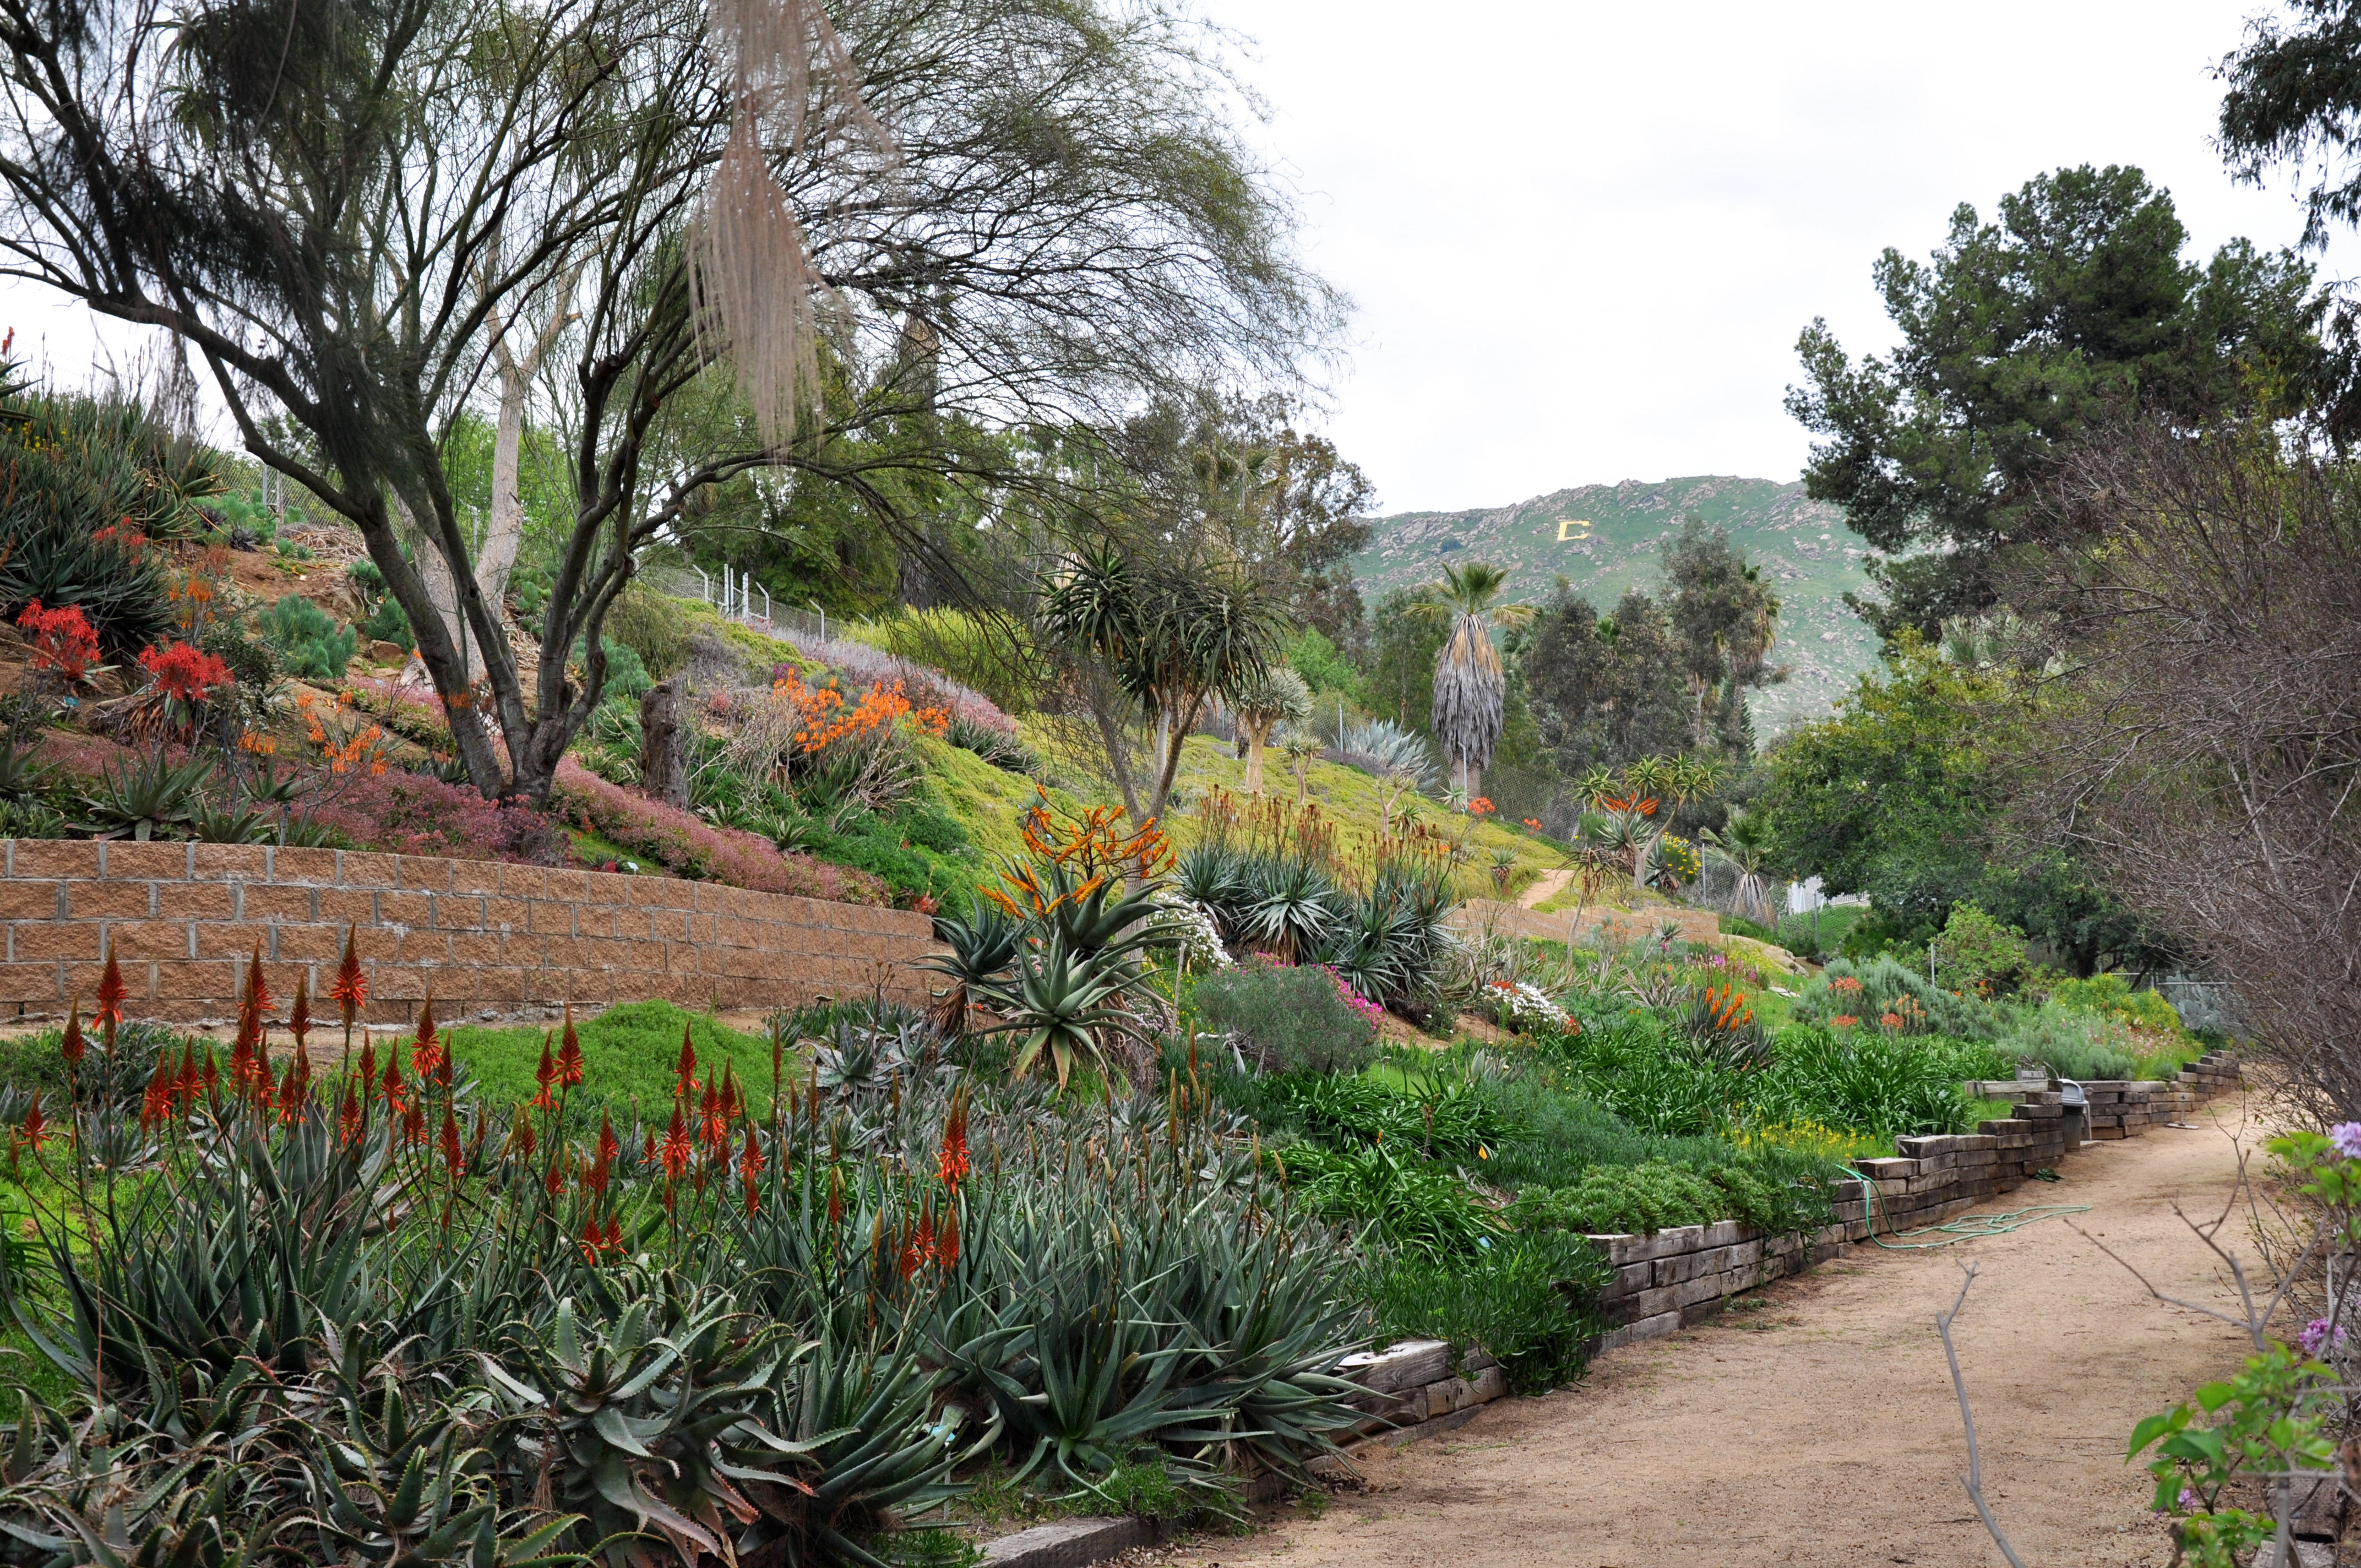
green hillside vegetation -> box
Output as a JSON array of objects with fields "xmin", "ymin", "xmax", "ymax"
[{"xmin": 1353, "ymin": 475, "xmax": 1875, "ymax": 736}]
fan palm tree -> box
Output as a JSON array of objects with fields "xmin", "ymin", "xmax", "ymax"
[
  {"xmin": 1701, "ymin": 808, "xmax": 1780, "ymax": 927},
  {"xmin": 1408, "ymin": 561, "xmax": 1533, "ymax": 798}
]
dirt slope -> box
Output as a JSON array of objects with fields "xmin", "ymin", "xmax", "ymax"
[{"xmin": 1184, "ymin": 1099, "xmax": 2267, "ymax": 1568}]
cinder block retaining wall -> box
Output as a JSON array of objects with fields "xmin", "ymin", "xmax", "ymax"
[
  {"xmin": 0, "ymin": 840, "xmax": 938, "ymax": 1024},
  {"xmin": 1592, "ymin": 1051, "xmax": 2246, "ymax": 1351}
]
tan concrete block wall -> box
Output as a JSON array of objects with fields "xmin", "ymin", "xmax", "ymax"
[{"xmin": 0, "ymin": 840, "xmax": 938, "ymax": 1024}]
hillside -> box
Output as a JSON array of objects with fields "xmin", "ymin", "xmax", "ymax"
[{"xmin": 1350, "ymin": 475, "xmax": 1877, "ymax": 737}]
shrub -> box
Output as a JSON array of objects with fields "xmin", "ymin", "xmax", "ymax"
[
  {"xmin": 551, "ymin": 757, "xmax": 888, "ymax": 903},
  {"xmin": 1999, "ymin": 1004, "xmax": 2138, "ymax": 1080},
  {"xmin": 1358, "ymin": 1232, "xmax": 1610, "ymax": 1393},
  {"xmin": 1934, "ymin": 902, "xmax": 2031, "ymax": 997},
  {"xmin": 603, "ymin": 582, "xmax": 692, "ymax": 679},
  {"xmin": 2046, "ymin": 972, "xmax": 2188, "ymax": 1034},
  {"xmin": 773, "ymin": 627, "xmax": 1019, "ymax": 736},
  {"xmin": 0, "ymin": 374, "xmax": 205, "ymax": 657},
  {"xmin": 1505, "ymin": 1153, "xmax": 1836, "ymax": 1239},
  {"xmin": 1751, "ymin": 1026, "xmax": 2004, "ymax": 1137},
  {"xmin": 1272, "ymin": 1142, "xmax": 1509, "ymax": 1261},
  {"xmin": 298, "ymin": 769, "xmax": 565, "ymax": 863},
  {"xmin": 1194, "ymin": 959, "xmax": 1378, "ymax": 1075},
  {"xmin": 1505, "ymin": 1161, "xmax": 1723, "ymax": 1236},
  {"xmin": 1792, "ymin": 954, "xmax": 1998, "ymax": 1038},
  {"xmin": 256, "ymin": 593, "xmax": 356, "ymax": 680}
]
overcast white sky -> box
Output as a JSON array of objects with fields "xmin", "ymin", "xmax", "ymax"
[{"xmin": 1196, "ymin": 0, "xmax": 2360, "ymax": 513}]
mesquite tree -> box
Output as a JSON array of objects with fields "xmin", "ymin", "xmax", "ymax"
[{"xmin": 0, "ymin": 0, "xmax": 1340, "ymax": 801}]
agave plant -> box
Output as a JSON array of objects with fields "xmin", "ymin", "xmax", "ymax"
[
  {"xmin": 74, "ymin": 747, "xmax": 212, "ymax": 840},
  {"xmin": 972, "ymin": 932, "xmax": 1158, "ymax": 1088},
  {"xmin": 1241, "ymin": 855, "xmax": 1341, "ymax": 964},
  {"xmin": 481, "ymin": 1289, "xmax": 958, "ymax": 1568},
  {"xmin": 187, "ymin": 790, "xmax": 279, "ymax": 843},
  {"xmin": 918, "ymin": 904, "xmax": 1023, "ymax": 1038}
]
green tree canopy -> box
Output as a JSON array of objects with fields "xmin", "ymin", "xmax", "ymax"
[
  {"xmin": 1786, "ymin": 164, "xmax": 2327, "ymax": 641},
  {"xmin": 1754, "ymin": 638, "xmax": 2160, "ymax": 973}
]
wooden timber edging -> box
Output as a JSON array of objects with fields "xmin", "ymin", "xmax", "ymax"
[
  {"xmin": 981, "ymin": 1050, "xmax": 2248, "ymax": 1568},
  {"xmin": 0, "ymin": 839, "xmax": 939, "ymax": 1025}
]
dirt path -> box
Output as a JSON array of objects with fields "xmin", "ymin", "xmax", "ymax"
[
  {"xmin": 1517, "ymin": 868, "xmax": 1571, "ymax": 909},
  {"xmin": 1183, "ymin": 1099, "xmax": 2267, "ymax": 1568}
]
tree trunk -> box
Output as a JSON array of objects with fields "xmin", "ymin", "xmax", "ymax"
[
  {"xmin": 640, "ymin": 678, "xmax": 693, "ymax": 807},
  {"xmin": 1242, "ymin": 718, "xmax": 1271, "ymax": 793}
]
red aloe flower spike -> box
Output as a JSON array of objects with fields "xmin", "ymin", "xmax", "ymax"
[
  {"xmin": 938, "ymin": 1089, "xmax": 970, "ymax": 1189},
  {"xmin": 579, "ymin": 1213, "xmax": 604, "ymax": 1264},
  {"xmin": 59, "ymin": 999, "xmax": 84, "ymax": 1072},
  {"xmin": 720, "ymin": 1063, "xmax": 739, "ymax": 1123},
  {"xmin": 531, "ymin": 1031, "xmax": 558, "ymax": 1110},
  {"xmin": 286, "ymin": 971, "xmax": 311, "ymax": 1050},
  {"xmin": 357, "ymin": 1041, "xmax": 377, "ymax": 1102},
  {"xmin": 511, "ymin": 1108, "xmax": 537, "ymax": 1162},
  {"xmin": 338, "ymin": 1086, "xmax": 362, "ymax": 1144},
  {"xmin": 19, "ymin": 1091, "xmax": 48, "ymax": 1151},
  {"xmin": 401, "ymin": 1103, "xmax": 425, "ymax": 1147},
  {"xmin": 95, "ymin": 945, "xmax": 126, "ymax": 1046},
  {"xmin": 604, "ymin": 1216, "xmax": 624, "ymax": 1254},
  {"xmin": 674, "ymin": 1025, "xmax": 697, "ymax": 1100},
  {"xmin": 176, "ymin": 1041, "xmax": 200, "ymax": 1108},
  {"xmin": 937, "ymin": 1203, "xmax": 959, "ymax": 1268},
  {"xmin": 244, "ymin": 943, "xmax": 273, "ymax": 1019},
  {"xmin": 329, "ymin": 925, "xmax": 367, "ymax": 1027},
  {"xmin": 545, "ymin": 1157, "xmax": 565, "ymax": 1197},
  {"xmin": 915, "ymin": 1200, "xmax": 937, "ymax": 1267},
  {"xmin": 381, "ymin": 1053, "xmax": 405, "ymax": 1115},
  {"xmin": 596, "ymin": 1110, "xmax": 619, "ymax": 1171},
  {"xmin": 660, "ymin": 1106, "xmax": 693, "ymax": 1179},
  {"xmin": 699, "ymin": 1074, "xmax": 725, "ymax": 1154},
  {"xmin": 641, "ymin": 1129, "xmax": 658, "ymax": 1164},
  {"xmin": 440, "ymin": 1106, "xmax": 463, "ymax": 1177},
  {"xmin": 411, "ymin": 992, "xmax": 443, "ymax": 1080},
  {"xmin": 556, "ymin": 1003, "xmax": 584, "ymax": 1087}
]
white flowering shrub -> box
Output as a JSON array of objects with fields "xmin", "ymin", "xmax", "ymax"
[
  {"xmin": 1488, "ymin": 978, "xmax": 1570, "ymax": 1033},
  {"xmin": 1158, "ymin": 897, "xmax": 1233, "ymax": 970}
]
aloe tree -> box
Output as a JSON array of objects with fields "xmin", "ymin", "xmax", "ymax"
[
  {"xmin": 1038, "ymin": 542, "xmax": 1281, "ymax": 824},
  {"xmin": 1229, "ymin": 666, "xmax": 1311, "ymax": 794},
  {"xmin": 1409, "ymin": 562, "xmax": 1533, "ymax": 798}
]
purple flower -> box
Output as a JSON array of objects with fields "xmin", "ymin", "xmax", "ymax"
[
  {"xmin": 2179, "ymin": 1487, "xmax": 2200, "ymax": 1513},
  {"xmin": 2301, "ymin": 1317, "xmax": 2348, "ymax": 1357},
  {"xmin": 2330, "ymin": 1123, "xmax": 2361, "ymax": 1159}
]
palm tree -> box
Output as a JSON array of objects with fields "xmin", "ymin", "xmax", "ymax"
[
  {"xmin": 1409, "ymin": 561, "xmax": 1533, "ymax": 798},
  {"xmin": 1701, "ymin": 808, "xmax": 1779, "ymax": 927}
]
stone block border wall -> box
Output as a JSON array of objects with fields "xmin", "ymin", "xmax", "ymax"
[
  {"xmin": 1593, "ymin": 1051, "xmax": 2246, "ymax": 1350},
  {"xmin": 0, "ymin": 840, "xmax": 939, "ymax": 1025}
]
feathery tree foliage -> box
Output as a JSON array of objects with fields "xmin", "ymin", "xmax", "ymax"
[{"xmin": 0, "ymin": 0, "xmax": 1342, "ymax": 801}]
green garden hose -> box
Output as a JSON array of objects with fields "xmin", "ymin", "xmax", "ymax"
[{"xmin": 1839, "ymin": 1165, "xmax": 2091, "ymax": 1251}]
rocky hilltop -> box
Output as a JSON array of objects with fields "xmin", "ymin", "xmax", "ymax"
[{"xmin": 1350, "ymin": 475, "xmax": 1876, "ymax": 737}]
